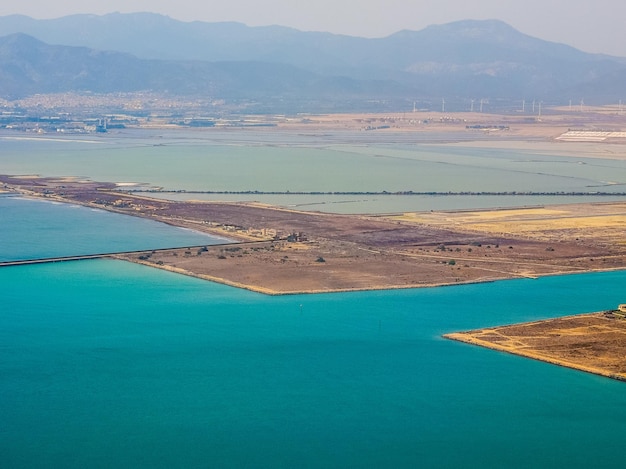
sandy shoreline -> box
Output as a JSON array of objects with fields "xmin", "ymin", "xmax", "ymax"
[
  {"xmin": 112, "ymin": 252, "xmax": 495, "ymax": 295},
  {"xmin": 444, "ymin": 312, "xmax": 626, "ymax": 382},
  {"xmin": 3, "ymin": 172, "xmax": 626, "ymax": 295},
  {"xmin": 6, "ymin": 176, "xmax": 626, "ymax": 382}
]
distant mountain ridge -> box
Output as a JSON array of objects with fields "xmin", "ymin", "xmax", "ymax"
[
  {"xmin": 0, "ymin": 13, "xmax": 624, "ymax": 108},
  {"xmin": 0, "ymin": 33, "xmax": 396, "ymax": 109}
]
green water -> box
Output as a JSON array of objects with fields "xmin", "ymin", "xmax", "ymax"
[
  {"xmin": 2, "ymin": 129, "xmax": 626, "ymax": 213},
  {"xmin": 155, "ymin": 192, "xmax": 624, "ymax": 214},
  {"xmin": 2, "ymin": 260, "xmax": 626, "ymax": 468}
]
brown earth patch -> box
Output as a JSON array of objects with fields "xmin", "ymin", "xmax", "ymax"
[
  {"xmin": 2, "ymin": 174, "xmax": 626, "ymax": 294},
  {"xmin": 444, "ymin": 312, "xmax": 626, "ymax": 381}
]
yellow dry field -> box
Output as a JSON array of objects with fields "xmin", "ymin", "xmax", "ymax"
[
  {"xmin": 464, "ymin": 215, "xmax": 626, "ymax": 234},
  {"xmin": 392, "ymin": 208, "xmax": 568, "ymax": 224},
  {"xmin": 392, "ymin": 203, "xmax": 626, "ymax": 239}
]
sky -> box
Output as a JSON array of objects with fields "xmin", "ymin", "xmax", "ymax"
[{"xmin": 1, "ymin": 0, "xmax": 625, "ymax": 56}]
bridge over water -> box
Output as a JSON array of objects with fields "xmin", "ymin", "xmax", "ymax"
[{"xmin": 0, "ymin": 240, "xmax": 272, "ymax": 267}]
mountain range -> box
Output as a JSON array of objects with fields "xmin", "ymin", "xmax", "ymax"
[{"xmin": 0, "ymin": 13, "xmax": 624, "ymax": 111}]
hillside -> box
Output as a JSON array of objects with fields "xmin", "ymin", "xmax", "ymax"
[{"xmin": 0, "ymin": 14, "xmax": 624, "ymax": 109}]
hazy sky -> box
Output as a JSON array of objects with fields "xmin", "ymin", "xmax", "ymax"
[{"xmin": 2, "ymin": 0, "xmax": 625, "ymax": 56}]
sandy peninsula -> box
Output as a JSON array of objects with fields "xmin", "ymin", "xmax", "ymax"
[
  {"xmin": 2, "ymin": 173, "xmax": 626, "ymax": 295},
  {"xmin": 3, "ymin": 108, "xmax": 626, "ymax": 294},
  {"xmin": 444, "ymin": 311, "xmax": 626, "ymax": 381}
]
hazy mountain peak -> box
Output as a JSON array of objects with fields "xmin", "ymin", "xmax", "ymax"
[
  {"xmin": 0, "ymin": 13, "xmax": 624, "ymax": 106},
  {"xmin": 428, "ymin": 18, "xmax": 517, "ymax": 33}
]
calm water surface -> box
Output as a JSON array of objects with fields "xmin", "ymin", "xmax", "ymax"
[
  {"xmin": 1, "ymin": 198, "xmax": 626, "ymax": 468},
  {"xmin": 2, "ymin": 129, "xmax": 626, "ymax": 213},
  {"xmin": 2, "ymin": 260, "xmax": 625, "ymax": 468},
  {"xmin": 2, "ymin": 130, "xmax": 626, "ymax": 468},
  {"xmin": 0, "ymin": 196, "xmax": 226, "ymax": 261}
]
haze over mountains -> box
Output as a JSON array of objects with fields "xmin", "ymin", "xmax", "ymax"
[{"xmin": 0, "ymin": 13, "xmax": 624, "ymax": 112}]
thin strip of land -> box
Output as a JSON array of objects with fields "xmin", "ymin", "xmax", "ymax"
[{"xmin": 2, "ymin": 174, "xmax": 626, "ymax": 294}]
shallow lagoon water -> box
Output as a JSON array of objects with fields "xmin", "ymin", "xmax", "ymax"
[
  {"xmin": 2, "ymin": 129, "xmax": 626, "ymax": 467},
  {"xmin": 2, "ymin": 129, "xmax": 626, "ymax": 213},
  {"xmin": 154, "ymin": 191, "xmax": 626, "ymax": 214}
]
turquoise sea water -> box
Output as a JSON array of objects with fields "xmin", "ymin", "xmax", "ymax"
[
  {"xmin": 3, "ymin": 130, "xmax": 626, "ymax": 467},
  {"xmin": 0, "ymin": 196, "xmax": 225, "ymax": 261},
  {"xmin": 2, "ymin": 260, "xmax": 626, "ymax": 468},
  {"xmin": 1, "ymin": 198, "xmax": 626, "ymax": 468}
]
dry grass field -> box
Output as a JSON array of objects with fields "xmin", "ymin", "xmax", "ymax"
[
  {"xmin": 390, "ymin": 203, "xmax": 626, "ymax": 243},
  {"xmin": 3, "ymin": 174, "xmax": 626, "ymax": 294},
  {"xmin": 445, "ymin": 311, "xmax": 626, "ymax": 381}
]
